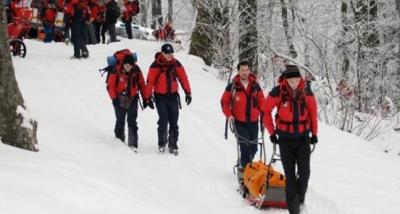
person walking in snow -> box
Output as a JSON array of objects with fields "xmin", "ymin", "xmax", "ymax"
[
  {"xmin": 106, "ymin": 53, "xmax": 145, "ymax": 151},
  {"xmin": 220, "ymin": 61, "xmax": 265, "ymax": 181},
  {"xmin": 121, "ymin": 0, "xmax": 139, "ymax": 39},
  {"xmin": 143, "ymin": 43, "xmax": 192, "ymax": 155},
  {"xmin": 66, "ymin": 0, "xmax": 90, "ymax": 58},
  {"xmin": 263, "ymin": 65, "xmax": 318, "ymax": 214},
  {"xmin": 104, "ymin": 0, "xmax": 120, "ymax": 43}
]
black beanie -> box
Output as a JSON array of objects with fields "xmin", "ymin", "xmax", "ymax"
[
  {"xmin": 284, "ymin": 65, "xmax": 301, "ymax": 78},
  {"xmin": 123, "ymin": 54, "xmax": 135, "ymax": 65}
]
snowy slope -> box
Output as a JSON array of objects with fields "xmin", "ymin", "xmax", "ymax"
[{"xmin": 1, "ymin": 39, "xmax": 400, "ymax": 214}]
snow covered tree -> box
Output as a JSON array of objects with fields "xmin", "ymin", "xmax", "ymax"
[
  {"xmin": 168, "ymin": 0, "xmax": 173, "ymax": 22},
  {"xmin": 189, "ymin": 0, "xmax": 232, "ymax": 76},
  {"xmin": 239, "ymin": 0, "xmax": 258, "ymax": 74},
  {"xmin": 151, "ymin": 0, "xmax": 163, "ymax": 29},
  {"xmin": 0, "ymin": 1, "xmax": 38, "ymax": 151},
  {"xmin": 139, "ymin": 0, "xmax": 150, "ymax": 27}
]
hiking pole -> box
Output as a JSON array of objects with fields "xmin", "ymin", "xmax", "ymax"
[
  {"xmin": 224, "ymin": 67, "xmax": 234, "ymax": 140},
  {"xmin": 138, "ymin": 96, "xmax": 143, "ymax": 110}
]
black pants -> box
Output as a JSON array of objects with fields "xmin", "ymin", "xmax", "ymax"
[
  {"xmin": 155, "ymin": 94, "xmax": 179, "ymax": 148},
  {"xmin": 124, "ymin": 19, "xmax": 133, "ymax": 39},
  {"xmin": 94, "ymin": 21, "xmax": 105, "ymax": 43},
  {"xmin": 71, "ymin": 22, "xmax": 88, "ymax": 57},
  {"xmin": 113, "ymin": 97, "xmax": 139, "ymax": 135},
  {"xmin": 279, "ymin": 137, "xmax": 311, "ymax": 214},
  {"xmin": 235, "ymin": 121, "xmax": 258, "ymax": 168},
  {"xmin": 106, "ymin": 22, "xmax": 117, "ymax": 42}
]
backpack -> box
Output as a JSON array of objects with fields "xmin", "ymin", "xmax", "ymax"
[
  {"xmin": 99, "ymin": 49, "xmax": 137, "ymax": 82},
  {"xmin": 107, "ymin": 1, "xmax": 121, "ymax": 22},
  {"xmin": 243, "ymin": 161, "xmax": 287, "ymax": 208}
]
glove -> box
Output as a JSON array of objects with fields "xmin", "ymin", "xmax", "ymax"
[
  {"xmin": 185, "ymin": 94, "xmax": 192, "ymax": 105},
  {"xmin": 270, "ymin": 134, "xmax": 278, "ymax": 144},
  {"xmin": 143, "ymin": 99, "xmax": 154, "ymax": 109},
  {"xmin": 310, "ymin": 135, "xmax": 318, "ymax": 145},
  {"xmin": 112, "ymin": 98, "xmax": 119, "ymax": 106}
]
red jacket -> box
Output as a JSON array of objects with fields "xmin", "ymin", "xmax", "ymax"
[
  {"xmin": 220, "ymin": 74, "xmax": 265, "ymax": 123},
  {"xmin": 121, "ymin": 0, "xmax": 139, "ymax": 22},
  {"xmin": 144, "ymin": 53, "xmax": 191, "ymax": 99},
  {"xmin": 107, "ymin": 64, "xmax": 145, "ymax": 100},
  {"xmin": 263, "ymin": 78, "xmax": 318, "ymax": 139}
]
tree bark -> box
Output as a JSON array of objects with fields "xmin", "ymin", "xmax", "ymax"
[
  {"xmin": 139, "ymin": 0, "xmax": 148, "ymax": 27},
  {"xmin": 340, "ymin": 0, "xmax": 350, "ymax": 79},
  {"xmin": 239, "ymin": 0, "xmax": 258, "ymax": 74},
  {"xmin": 0, "ymin": 0, "xmax": 38, "ymax": 151},
  {"xmin": 151, "ymin": 0, "xmax": 162, "ymax": 29},
  {"xmin": 167, "ymin": 0, "xmax": 173, "ymax": 22},
  {"xmin": 280, "ymin": 0, "xmax": 297, "ymax": 59},
  {"xmin": 395, "ymin": 0, "xmax": 400, "ymax": 109}
]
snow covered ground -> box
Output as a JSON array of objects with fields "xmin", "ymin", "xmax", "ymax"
[{"xmin": 1, "ymin": 39, "xmax": 400, "ymax": 214}]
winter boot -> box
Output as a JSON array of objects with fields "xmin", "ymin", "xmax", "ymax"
[
  {"xmin": 114, "ymin": 128, "xmax": 125, "ymax": 142},
  {"xmin": 81, "ymin": 51, "xmax": 89, "ymax": 59},
  {"xmin": 168, "ymin": 134, "xmax": 178, "ymax": 155},
  {"xmin": 128, "ymin": 128, "xmax": 138, "ymax": 152},
  {"xmin": 158, "ymin": 129, "xmax": 168, "ymax": 153}
]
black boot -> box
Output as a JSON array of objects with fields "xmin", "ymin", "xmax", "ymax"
[
  {"xmin": 128, "ymin": 128, "xmax": 138, "ymax": 149},
  {"xmin": 168, "ymin": 133, "xmax": 178, "ymax": 155},
  {"xmin": 114, "ymin": 128, "xmax": 125, "ymax": 142}
]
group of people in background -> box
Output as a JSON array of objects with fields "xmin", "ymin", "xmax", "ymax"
[{"xmin": 5, "ymin": 0, "xmax": 140, "ymax": 59}]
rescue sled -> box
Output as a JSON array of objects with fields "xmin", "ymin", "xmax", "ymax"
[{"xmin": 231, "ymin": 123, "xmax": 287, "ymax": 209}]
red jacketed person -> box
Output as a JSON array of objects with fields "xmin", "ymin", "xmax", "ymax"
[
  {"xmin": 263, "ymin": 65, "xmax": 318, "ymax": 214},
  {"xmin": 143, "ymin": 43, "xmax": 191, "ymax": 155}
]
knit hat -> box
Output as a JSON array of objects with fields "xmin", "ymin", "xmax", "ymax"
[
  {"xmin": 284, "ymin": 65, "xmax": 301, "ymax": 79},
  {"xmin": 161, "ymin": 43, "xmax": 174, "ymax": 54}
]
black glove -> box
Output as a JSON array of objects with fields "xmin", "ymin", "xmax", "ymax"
[
  {"xmin": 310, "ymin": 135, "xmax": 318, "ymax": 144},
  {"xmin": 143, "ymin": 99, "xmax": 154, "ymax": 109},
  {"xmin": 185, "ymin": 94, "xmax": 192, "ymax": 105},
  {"xmin": 112, "ymin": 98, "xmax": 119, "ymax": 106},
  {"xmin": 270, "ymin": 135, "xmax": 278, "ymax": 144}
]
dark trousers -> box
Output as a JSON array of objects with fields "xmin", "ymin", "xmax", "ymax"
[
  {"xmin": 279, "ymin": 137, "xmax": 311, "ymax": 214},
  {"xmin": 94, "ymin": 21, "xmax": 105, "ymax": 43},
  {"xmin": 155, "ymin": 94, "xmax": 179, "ymax": 148},
  {"xmin": 43, "ymin": 23, "xmax": 54, "ymax": 43},
  {"xmin": 235, "ymin": 121, "xmax": 258, "ymax": 168},
  {"xmin": 71, "ymin": 23, "xmax": 88, "ymax": 57},
  {"xmin": 113, "ymin": 97, "xmax": 139, "ymax": 134},
  {"xmin": 106, "ymin": 22, "xmax": 117, "ymax": 42},
  {"xmin": 124, "ymin": 19, "xmax": 132, "ymax": 39}
]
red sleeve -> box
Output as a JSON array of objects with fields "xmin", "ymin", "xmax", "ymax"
[
  {"xmin": 257, "ymin": 88, "xmax": 265, "ymax": 112},
  {"xmin": 107, "ymin": 73, "xmax": 118, "ymax": 99},
  {"xmin": 144, "ymin": 65, "xmax": 160, "ymax": 100},
  {"xmin": 306, "ymin": 95, "xmax": 318, "ymax": 135},
  {"xmin": 263, "ymin": 94, "xmax": 279, "ymax": 136},
  {"xmin": 176, "ymin": 63, "xmax": 191, "ymax": 95},
  {"xmin": 220, "ymin": 85, "xmax": 233, "ymax": 119},
  {"xmin": 138, "ymin": 72, "xmax": 146, "ymax": 98}
]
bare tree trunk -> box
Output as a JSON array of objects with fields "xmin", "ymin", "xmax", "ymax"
[
  {"xmin": 0, "ymin": 1, "xmax": 38, "ymax": 151},
  {"xmin": 139, "ymin": 0, "xmax": 148, "ymax": 27},
  {"xmin": 239, "ymin": 0, "xmax": 258, "ymax": 74},
  {"xmin": 280, "ymin": 0, "xmax": 297, "ymax": 59},
  {"xmin": 395, "ymin": 0, "xmax": 400, "ymax": 109},
  {"xmin": 151, "ymin": 0, "xmax": 162, "ymax": 29},
  {"xmin": 340, "ymin": 0, "xmax": 350, "ymax": 79},
  {"xmin": 168, "ymin": 0, "xmax": 173, "ymax": 22}
]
